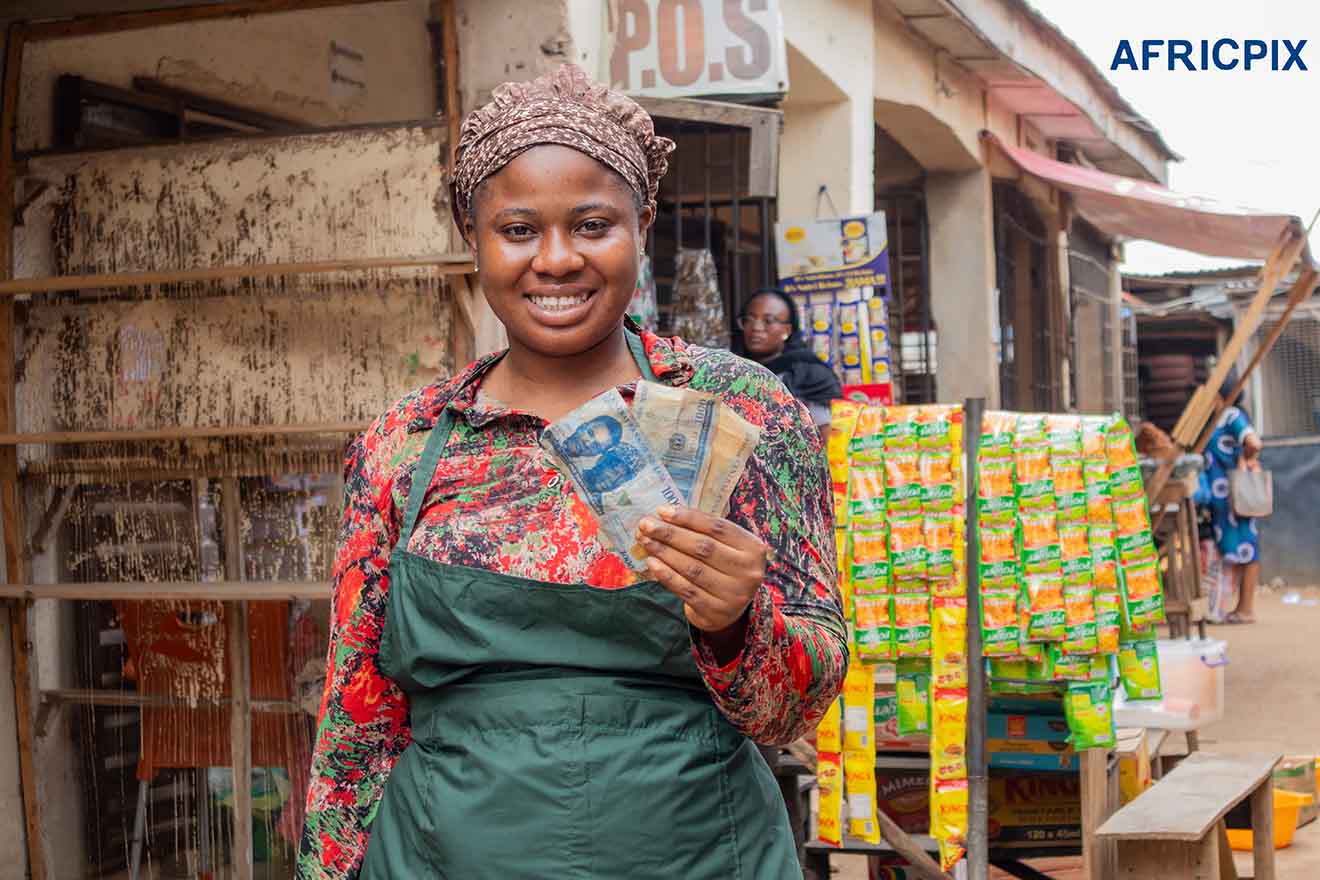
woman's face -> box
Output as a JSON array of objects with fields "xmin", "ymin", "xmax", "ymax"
[
  {"xmin": 741, "ymin": 294, "xmax": 794, "ymax": 359},
  {"xmin": 466, "ymin": 145, "xmax": 653, "ymax": 359}
]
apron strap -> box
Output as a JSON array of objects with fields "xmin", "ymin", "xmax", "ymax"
[{"xmin": 396, "ymin": 325, "xmax": 656, "ymax": 548}]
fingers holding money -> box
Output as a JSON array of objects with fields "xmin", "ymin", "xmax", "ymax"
[{"xmin": 637, "ymin": 505, "xmax": 768, "ymax": 634}]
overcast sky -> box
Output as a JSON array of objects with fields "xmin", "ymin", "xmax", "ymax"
[{"xmin": 1027, "ymin": 0, "xmax": 1320, "ymax": 275}]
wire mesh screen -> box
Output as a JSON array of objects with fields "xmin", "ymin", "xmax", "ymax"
[{"xmin": 1255, "ymin": 310, "xmax": 1320, "ymax": 437}]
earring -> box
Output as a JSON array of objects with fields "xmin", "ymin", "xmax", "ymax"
[{"xmin": 473, "ymin": 254, "xmax": 479, "ymax": 271}]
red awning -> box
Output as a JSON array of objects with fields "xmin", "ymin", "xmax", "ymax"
[{"xmin": 984, "ymin": 132, "xmax": 1312, "ymax": 266}]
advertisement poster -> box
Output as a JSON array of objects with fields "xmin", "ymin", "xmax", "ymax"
[{"xmin": 775, "ymin": 213, "xmax": 893, "ymax": 404}]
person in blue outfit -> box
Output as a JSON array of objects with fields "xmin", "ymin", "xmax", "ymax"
[{"xmin": 1195, "ymin": 378, "xmax": 1265, "ymax": 624}]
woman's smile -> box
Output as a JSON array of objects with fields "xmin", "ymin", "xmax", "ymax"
[{"xmin": 524, "ymin": 285, "xmax": 596, "ymax": 325}]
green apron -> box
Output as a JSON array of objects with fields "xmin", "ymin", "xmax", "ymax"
[{"xmin": 360, "ymin": 332, "xmax": 800, "ymax": 879}]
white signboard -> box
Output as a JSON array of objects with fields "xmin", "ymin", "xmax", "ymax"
[{"xmin": 609, "ymin": 0, "xmax": 789, "ymax": 100}]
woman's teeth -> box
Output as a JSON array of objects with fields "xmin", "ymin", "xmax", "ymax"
[{"xmin": 529, "ymin": 293, "xmax": 589, "ymax": 311}]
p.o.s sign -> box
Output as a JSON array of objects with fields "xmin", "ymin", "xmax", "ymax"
[{"xmin": 609, "ymin": 0, "xmax": 788, "ymax": 100}]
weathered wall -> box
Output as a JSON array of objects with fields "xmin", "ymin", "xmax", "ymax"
[
  {"xmin": 19, "ymin": 124, "xmax": 454, "ymax": 278},
  {"xmin": 454, "ymin": 0, "xmax": 574, "ymax": 112},
  {"xmin": 17, "ymin": 0, "xmax": 435, "ymax": 152},
  {"xmin": 779, "ymin": 0, "xmax": 875, "ymax": 217},
  {"xmin": 17, "ymin": 125, "xmax": 458, "ymax": 439},
  {"xmin": 10, "ymin": 123, "xmax": 464, "ymax": 876}
]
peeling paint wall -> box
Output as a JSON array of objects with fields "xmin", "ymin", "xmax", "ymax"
[
  {"xmin": 454, "ymin": 0, "xmax": 574, "ymax": 111},
  {"xmin": 17, "ymin": 0, "xmax": 436, "ymax": 152},
  {"xmin": 17, "ymin": 125, "xmax": 457, "ymax": 440},
  {"xmin": 12, "ymin": 122, "xmax": 461, "ymax": 875}
]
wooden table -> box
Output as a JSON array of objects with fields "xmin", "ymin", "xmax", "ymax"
[{"xmin": 1096, "ymin": 752, "xmax": 1281, "ymax": 879}]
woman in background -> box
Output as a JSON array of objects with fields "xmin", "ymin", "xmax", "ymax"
[
  {"xmin": 1197, "ymin": 377, "xmax": 1265, "ymax": 624},
  {"xmin": 735, "ymin": 288, "xmax": 842, "ymax": 426}
]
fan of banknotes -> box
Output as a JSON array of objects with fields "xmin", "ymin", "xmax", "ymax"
[{"xmin": 540, "ymin": 382, "xmax": 761, "ymax": 570}]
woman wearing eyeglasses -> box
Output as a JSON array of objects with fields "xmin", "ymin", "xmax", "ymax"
[{"xmin": 735, "ymin": 288, "xmax": 842, "ymax": 426}]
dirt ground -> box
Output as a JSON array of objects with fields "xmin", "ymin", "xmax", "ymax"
[{"xmin": 832, "ymin": 588, "xmax": 1320, "ymax": 880}]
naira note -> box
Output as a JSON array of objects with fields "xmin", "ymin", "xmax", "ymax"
[
  {"xmin": 695, "ymin": 404, "xmax": 760, "ymax": 517},
  {"xmin": 541, "ymin": 388, "xmax": 684, "ymax": 570},
  {"xmin": 633, "ymin": 381, "xmax": 718, "ymax": 505}
]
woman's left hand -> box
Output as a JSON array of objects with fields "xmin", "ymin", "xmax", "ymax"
[{"xmin": 637, "ymin": 505, "xmax": 769, "ymax": 641}]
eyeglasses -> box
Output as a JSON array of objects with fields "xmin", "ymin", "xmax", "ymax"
[{"xmin": 737, "ymin": 315, "xmax": 792, "ymax": 330}]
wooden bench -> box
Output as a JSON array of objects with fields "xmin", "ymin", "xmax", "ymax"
[{"xmin": 1096, "ymin": 752, "xmax": 1281, "ymax": 879}]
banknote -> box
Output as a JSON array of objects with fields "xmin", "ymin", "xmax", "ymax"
[
  {"xmin": 541, "ymin": 388, "xmax": 684, "ymax": 569},
  {"xmin": 633, "ymin": 381, "xmax": 718, "ymax": 505},
  {"xmin": 694, "ymin": 404, "xmax": 760, "ymax": 517}
]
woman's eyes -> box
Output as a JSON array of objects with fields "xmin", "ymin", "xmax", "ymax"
[
  {"xmin": 577, "ymin": 218, "xmax": 612, "ymax": 234},
  {"xmin": 499, "ymin": 218, "xmax": 612, "ymax": 239}
]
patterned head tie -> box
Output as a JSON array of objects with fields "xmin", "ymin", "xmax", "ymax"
[{"xmin": 451, "ymin": 63, "xmax": 675, "ymax": 227}]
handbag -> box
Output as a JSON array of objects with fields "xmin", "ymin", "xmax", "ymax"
[{"xmin": 1230, "ymin": 465, "xmax": 1273, "ymax": 518}]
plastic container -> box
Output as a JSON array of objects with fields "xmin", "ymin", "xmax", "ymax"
[
  {"xmin": 1113, "ymin": 639, "xmax": 1228, "ymax": 731},
  {"xmin": 1226, "ymin": 789, "xmax": 1314, "ymax": 851}
]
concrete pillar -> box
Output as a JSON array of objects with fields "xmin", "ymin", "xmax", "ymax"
[{"xmin": 926, "ymin": 168, "xmax": 999, "ymax": 406}]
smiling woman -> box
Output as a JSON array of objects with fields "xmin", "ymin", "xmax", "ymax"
[{"xmin": 298, "ymin": 65, "xmax": 847, "ymax": 880}]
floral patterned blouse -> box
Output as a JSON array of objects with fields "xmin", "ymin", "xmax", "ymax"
[{"xmin": 297, "ymin": 328, "xmax": 847, "ymax": 878}]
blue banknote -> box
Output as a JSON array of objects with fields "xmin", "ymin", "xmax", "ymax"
[{"xmin": 541, "ymin": 389, "xmax": 684, "ymax": 569}]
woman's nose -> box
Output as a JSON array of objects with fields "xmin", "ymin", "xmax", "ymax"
[{"xmin": 531, "ymin": 228, "xmax": 585, "ymax": 276}]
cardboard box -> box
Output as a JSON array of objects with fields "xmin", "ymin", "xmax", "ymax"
[
  {"xmin": 988, "ymin": 711, "xmax": 1077, "ymax": 772},
  {"xmin": 873, "ymin": 768, "xmax": 931, "ymax": 834},
  {"xmin": 988, "ymin": 773, "xmax": 1082, "ymax": 845},
  {"xmin": 1115, "ymin": 728, "xmax": 1152, "ymax": 804},
  {"xmin": 1274, "ymin": 757, "xmax": 1318, "ymax": 828}
]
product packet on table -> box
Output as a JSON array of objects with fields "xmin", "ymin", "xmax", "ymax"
[
  {"xmin": 979, "ymin": 523, "xmax": 1019, "ymax": 594},
  {"xmin": 896, "ymin": 658, "xmax": 932, "ymax": 735},
  {"xmin": 1062, "ymin": 569, "xmax": 1098, "ymax": 655},
  {"xmin": 829, "ymin": 400, "xmax": 863, "ymax": 525},
  {"xmin": 1118, "ymin": 633, "xmax": 1163, "ymax": 701},
  {"xmin": 843, "ymin": 660, "xmax": 877, "ymax": 751},
  {"xmin": 1065, "ymin": 680, "xmax": 1117, "ymax": 750},
  {"xmin": 884, "ymin": 415, "xmax": 924, "ymax": 513},
  {"xmin": 1120, "ymin": 558, "xmax": 1165, "ymax": 628},
  {"xmin": 980, "ymin": 589, "xmax": 1021, "ymax": 657},
  {"xmin": 924, "ymin": 511, "xmax": 961, "ymax": 581},
  {"xmin": 849, "ymin": 404, "xmax": 887, "ymax": 464},
  {"xmin": 931, "ymin": 597, "xmax": 969, "ymax": 690},
  {"xmin": 854, "ymin": 595, "xmax": 894, "ymax": 662},
  {"xmin": 851, "ymin": 528, "xmax": 891, "ymax": 596},
  {"xmin": 931, "ymin": 687, "xmax": 969, "ymax": 782},
  {"xmin": 1051, "ymin": 644, "xmax": 1093, "ymax": 682},
  {"xmin": 889, "ymin": 513, "xmax": 929, "ymax": 583},
  {"xmin": 844, "ymin": 747, "xmax": 881, "ymax": 845},
  {"xmin": 1049, "ymin": 415, "xmax": 1088, "ymax": 522},
  {"xmin": 932, "ymin": 779, "xmax": 969, "ymax": 872},
  {"xmin": 918, "ymin": 404, "xmax": 963, "ymax": 512},
  {"xmin": 836, "ymin": 529, "xmax": 853, "ymax": 619},
  {"xmin": 893, "ymin": 593, "xmax": 933, "ymax": 658},
  {"xmin": 816, "ymin": 750, "xmax": 844, "ymax": 846},
  {"xmin": 848, "ymin": 464, "xmax": 888, "ymax": 530},
  {"xmin": 1095, "ymin": 589, "xmax": 1122, "ymax": 654},
  {"xmin": 1090, "ymin": 526, "xmax": 1120, "ymax": 592}
]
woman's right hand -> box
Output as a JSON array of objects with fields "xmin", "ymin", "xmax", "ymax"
[{"xmin": 1242, "ymin": 433, "xmax": 1263, "ymax": 462}]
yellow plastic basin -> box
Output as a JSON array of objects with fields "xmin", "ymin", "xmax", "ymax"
[{"xmin": 1226, "ymin": 789, "xmax": 1314, "ymax": 851}]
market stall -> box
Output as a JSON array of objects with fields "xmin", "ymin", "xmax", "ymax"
[{"xmin": 786, "ymin": 136, "xmax": 1317, "ymax": 880}]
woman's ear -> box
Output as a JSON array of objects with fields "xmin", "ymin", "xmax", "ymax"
[{"xmin": 636, "ymin": 203, "xmax": 655, "ymax": 245}]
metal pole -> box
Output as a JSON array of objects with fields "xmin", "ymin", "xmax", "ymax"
[{"xmin": 962, "ymin": 396, "xmax": 988, "ymax": 880}]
